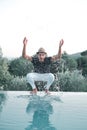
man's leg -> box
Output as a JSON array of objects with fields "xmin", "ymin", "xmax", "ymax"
[
  {"xmin": 26, "ymin": 73, "xmax": 39, "ymax": 94},
  {"xmin": 26, "ymin": 73, "xmax": 37, "ymax": 89},
  {"xmin": 43, "ymin": 73, "xmax": 55, "ymax": 93}
]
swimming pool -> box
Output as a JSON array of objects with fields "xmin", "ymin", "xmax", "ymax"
[{"xmin": 0, "ymin": 91, "xmax": 87, "ymax": 130}]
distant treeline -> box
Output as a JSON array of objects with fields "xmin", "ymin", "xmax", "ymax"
[{"xmin": 0, "ymin": 46, "xmax": 87, "ymax": 91}]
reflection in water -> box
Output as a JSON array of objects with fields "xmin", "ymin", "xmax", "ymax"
[
  {"xmin": 0, "ymin": 92, "xmax": 7, "ymax": 113},
  {"xmin": 25, "ymin": 95, "xmax": 57, "ymax": 130}
]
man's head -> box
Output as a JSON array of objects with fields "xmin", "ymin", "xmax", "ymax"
[{"xmin": 37, "ymin": 48, "xmax": 47, "ymax": 62}]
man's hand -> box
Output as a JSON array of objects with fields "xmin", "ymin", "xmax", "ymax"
[
  {"xmin": 23, "ymin": 37, "xmax": 28, "ymax": 45},
  {"xmin": 59, "ymin": 39, "xmax": 64, "ymax": 48}
]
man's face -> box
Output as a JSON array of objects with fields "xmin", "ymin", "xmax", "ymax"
[{"xmin": 37, "ymin": 53, "xmax": 46, "ymax": 62}]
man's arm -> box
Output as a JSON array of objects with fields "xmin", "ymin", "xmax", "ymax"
[
  {"xmin": 51, "ymin": 39, "xmax": 64, "ymax": 61},
  {"xmin": 22, "ymin": 37, "xmax": 32, "ymax": 61}
]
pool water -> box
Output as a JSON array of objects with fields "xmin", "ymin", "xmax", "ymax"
[{"xmin": 0, "ymin": 91, "xmax": 87, "ymax": 130}]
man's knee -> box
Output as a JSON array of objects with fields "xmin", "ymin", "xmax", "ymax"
[
  {"xmin": 49, "ymin": 73, "xmax": 55, "ymax": 82},
  {"xmin": 26, "ymin": 73, "xmax": 33, "ymax": 81}
]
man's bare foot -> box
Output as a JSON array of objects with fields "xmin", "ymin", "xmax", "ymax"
[
  {"xmin": 30, "ymin": 88, "xmax": 37, "ymax": 94},
  {"xmin": 45, "ymin": 89, "xmax": 50, "ymax": 95}
]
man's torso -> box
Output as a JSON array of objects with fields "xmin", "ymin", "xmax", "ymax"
[{"xmin": 31, "ymin": 57, "xmax": 52, "ymax": 73}]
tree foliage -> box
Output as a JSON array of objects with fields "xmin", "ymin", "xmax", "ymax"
[
  {"xmin": 62, "ymin": 52, "xmax": 77, "ymax": 71},
  {"xmin": 58, "ymin": 70, "xmax": 87, "ymax": 91},
  {"xmin": 77, "ymin": 56, "xmax": 87, "ymax": 76},
  {"xmin": 0, "ymin": 58, "xmax": 12, "ymax": 89},
  {"xmin": 9, "ymin": 57, "xmax": 34, "ymax": 76},
  {"xmin": 81, "ymin": 50, "xmax": 87, "ymax": 56},
  {"xmin": 6, "ymin": 77, "xmax": 29, "ymax": 91}
]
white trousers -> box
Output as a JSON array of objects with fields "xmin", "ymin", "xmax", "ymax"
[{"xmin": 26, "ymin": 73, "xmax": 54, "ymax": 90}]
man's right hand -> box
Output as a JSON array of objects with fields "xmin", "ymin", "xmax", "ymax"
[{"xmin": 23, "ymin": 37, "xmax": 28, "ymax": 45}]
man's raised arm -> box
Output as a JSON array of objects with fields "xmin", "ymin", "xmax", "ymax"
[
  {"xmin": 22, "ymin": 37, "xmax": 32, "ymax": 61},
  {"xmin": 51, "ymin": 39, "xmax": 64, "ymax": 61}
]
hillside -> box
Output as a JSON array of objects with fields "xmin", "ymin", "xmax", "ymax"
[{"xmin": 69, "ymin": 52, "xmax": 82, "ymax": 59}]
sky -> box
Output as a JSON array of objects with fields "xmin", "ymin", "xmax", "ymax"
[{"xmin": 0, "ymin": 0, "xmax": 87, "ymax": 58}]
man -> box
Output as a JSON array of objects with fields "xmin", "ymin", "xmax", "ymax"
[{"xmin": 22, "ymin": 37, "xmax": 64, "ymax": 94}]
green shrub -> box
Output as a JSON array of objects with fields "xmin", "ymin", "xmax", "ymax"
[
  {"xmin": 4, "ymin": 76, "xmax": 31, "ymax": 91},
  {"xmin": 58, "ymin": 70, "xmax": 87, "ymax": 91}
]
